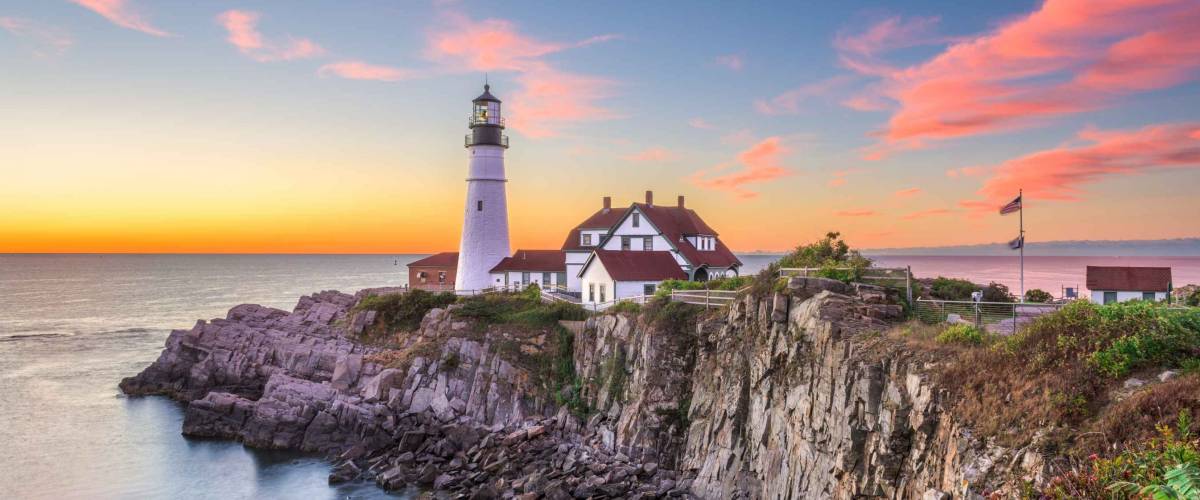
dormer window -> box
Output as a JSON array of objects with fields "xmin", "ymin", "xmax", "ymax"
[{"xmin": 582, "ymin": 233, "xmax": 592, "ymax": 246}]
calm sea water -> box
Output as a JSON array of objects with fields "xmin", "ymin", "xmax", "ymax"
[{"xmin": 0, "ymin": 253, "xmax": 1197, "ymax": 499}]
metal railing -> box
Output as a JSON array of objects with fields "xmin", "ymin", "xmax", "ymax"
[
  {"xmin": 468, "ymin": 115, "xmax": 505, "ymax": 127},
  {"xmin": 915, "ymin": 298, "xmax": 1065, "ymax": 336}
]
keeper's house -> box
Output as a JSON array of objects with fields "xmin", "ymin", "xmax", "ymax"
[
  {"xmin": 488, "ymin": 249, "xmax": 567, "ymax": 289},
  {"xmin": 407, "ymin": 252, "xmax": 458, "ymax": 291},
  {"xmin": 1086, "ymin": 266, "xmax": 1172, "ymax": 304},
  {"xmin": 569, "ymin": 191, "xmax": 742, "ymax": 305}
]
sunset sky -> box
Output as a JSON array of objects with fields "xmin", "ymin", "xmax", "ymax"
[{"xmin": 2, "ymin": 0, "xmax": 1199, "ymax": 253}]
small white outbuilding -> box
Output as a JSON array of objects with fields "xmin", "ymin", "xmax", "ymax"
[{"xmin": 1085, "ymin": 266, "xmax": 1172, "ymax": 304}]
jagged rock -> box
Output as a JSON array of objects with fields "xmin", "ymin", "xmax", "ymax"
[{"xmin": 1125, "ymin": 377, "xmax": 1146, "ymax": 389}]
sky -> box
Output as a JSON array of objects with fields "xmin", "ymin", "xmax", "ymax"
[{"xmin": 2, "ymin": 0, "xmax": 1199, "ymax": 254}]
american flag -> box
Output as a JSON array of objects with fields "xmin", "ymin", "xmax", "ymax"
[
  {"xmin": 999, "ymin": 195, "xmax": 1022, "ymax": 215},
  {"xmin": 1008, "ymin": 235, "xmax": 1024, "ymax": 250}
]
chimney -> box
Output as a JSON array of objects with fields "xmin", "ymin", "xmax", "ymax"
[
  {"xmin": 677, "ymin": 195, "xmax": 685, "ymax": 208},
  {"xmin": 645, "ymin": 190, "xmax": 654, "ymax": 206},
  {"xmin": 602, "ymin": 196, "xmax": 611, "ymax": 212}
]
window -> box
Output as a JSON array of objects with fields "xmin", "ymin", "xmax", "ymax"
[
  {"xmin": 1103, "ymin": 291, "xmax": 1117, "ymax": 304},
  {"xmin": 556, "ymin": 272, "xmax": 566, "ymax": 286},
  {"xmin": 542, "ymin": 272, "xmax": 551, "ymax": 285},
  {"xmin": 621, "ymin": 236, "xmax": 631, "ymax": 250},
  {"xmin": 643, "ymin": 283, "xmax": 656, "ymax": 295},
  {"xmin": 522, "ymin": 272, "xmax": 531, "ymax": 284},
  {"xmin": 588, "ymin": 283, "xmax": 595, "ymax": 302},
  {"xmin": 477, "ymin": 200, "xmax": 483, "ymax": 211},
  {"xmin": 582, "ymin": 233, "xmax": 592, "ymax": 246},
  {"xmin": 1143, "ymin": 292, "xmax": 1156, "ymax": 301},
  {"xmin": 599, "ymin": 284, "xmax": 606, "ymax": 302},
  {"xmin": 417, "ymin": 271, "xmax": 427, "ymax": 278},
  {"xmin": 643, "ymin": 237, "xmax": 652, "ymax": 251},
  {"xmin": 438, "ymin": 271, "xmax": 446, "ymax": 283},
  {"xmin": 632, "ymin": 213, "xmax": 640, "ymax": 228}
]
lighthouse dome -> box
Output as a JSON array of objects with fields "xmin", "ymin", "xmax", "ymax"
[{"xmin": 473, "ymin": 84, "xmax": 501, "ymax": 103}]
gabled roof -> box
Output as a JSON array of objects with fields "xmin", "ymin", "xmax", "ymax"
[
  {"xmin": 583, "ymin": 250, "xmax": 687, "ymax": 281},
  {"xmin": 625, "ymin": 203, "xmax": 742, "ymax": 269},
  {"xmin": 1086, "ymin": 266, "xmax": 1172, "ymax": 292},
  {"xmin": 561, "ymin": 208, "xmax": 625, "ymax": 251},
  {"xmin": 489, "ymin": 250, "xmax": 566, "ymax": 273},
  {"xmin": 409, "ymin": 252, "xmax": 458, "ymax": 267}
]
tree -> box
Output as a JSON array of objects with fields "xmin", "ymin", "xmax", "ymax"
[
  {"xmin": 1025, "ymin": 289, "xmax": 1053, "ymax": 303},
  {"xmin": 982, "ymin": 282, "xmax": 1014, "ymax": 303}
]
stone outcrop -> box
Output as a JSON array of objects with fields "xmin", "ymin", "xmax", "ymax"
[{"xmin": 123, "ymin": 277, "xmax": 1048, "ymax": 498}]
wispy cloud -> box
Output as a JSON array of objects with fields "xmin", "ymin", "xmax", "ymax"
[
  {"xmin": 690, "ymin": 136, "xmax": 793, "ymax": 200},
  {"xmin": 424, "ymin": 12, "xmax": 620, "ymax": 137},
  {"xmin": 318, "ymin": 61, "xmax": 411, "ymax": 82},
  {"xmin": 893, "ymin": 187, "xmax": 922, "ymax": 198},
  {"xmin": 754, "ymin": 75, "xmax": 855, "ymax": 115},
  {"xmin": 0, "ymin": 17, "xmax": 72, "ymax": 57},
  {"xmin": 827, "ymin": 168, "xmax": 864, "ymax": 187},
  {"xmin": 216, "ymin": 10, "xmax": 325, "ymax": 62},
  {"xmin": 963, "ymin": 122, "xmax": 1200, "ymax": 211},
  {"xmin": 836, "ymin": 209, "xmax": 877, "ymax": 217},
  {"xmin": 69, "ymin": 0, "xmax": 168, "ymax": 37},
  {"xmin": 688, "ymin": 117, "xmax": 714, "ymax": 129},
  {"xmin": 946, "ymin": 166, "xmax": 989, "ymax": 178},
  {"xmin": 714, "ymin": 54, "xmax": 744, "ymax": 71},
  {"xmin": 839, "ymin": 1, "xmax": 1200, "ymax": 158},
  {"xmin": 622, "ymin": 147, "xmax": 677, "ymax": 162},
  {"xmin": 902, "ymin": 208, "xmax": 955, "ymax": 220}
]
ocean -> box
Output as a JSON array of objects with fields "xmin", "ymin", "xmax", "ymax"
[{"xmin": 1, "ymin": 253, "xmax": 1197, "ymax": 499}]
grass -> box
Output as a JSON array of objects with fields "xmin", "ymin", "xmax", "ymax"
[
  {"xmin": 452, "ymin": 293, "xmax": 588, "ymax": 326},
  {"xmin": 935, "ymin": 324, "xmax": 986, "ymax": 345},
  {"xmin": 352, "ymin": 290, "xmax": 456, "ymax": 338},
  {"xmin": 931, "ymin": 300, "xmax": 1200, "ymax": 454}
]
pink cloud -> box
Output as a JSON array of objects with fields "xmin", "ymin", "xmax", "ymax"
[
  {"xmin": 715, "ymin": 54, "xmax": 744, "ymax": 71},
  {"xmin": 690, "ymin": 137, "xmax": 794, "ymax": 200},
  {"xmin": 964, "ymin": 122, "xmax": 1200, "ymax": 211},
  {"xmin": 754, "ymin": 75, "xmax": 855, "ymax": 115},
  {"xmin": 69, "ymin": 0, "xmax": 168, "ymax": 36},
  {"xmin": 0, "ymin": 17, "xmax": 72, "ymax": 57},
  {"xmin": 216, "ymin": 10, "xmax": 325, "ymax": 63},
  {"xmin": 318, "ymin": 61, "xmax": 411, "ymax": 82},
  {"xmin": 827, "ymin": 168, "xmax": 863, "ymax": 187},
  {"xmin": 622, "ymin": 147, "xmax": 677, "ymax": 162},
  {"xmin": 828, "ymin": 177, "xmax": 847, "ymax": 187},
  {"xmin": 893, "ymin": 187, "xmax": 922, "ymax": 198},
  {"xmin": 841, "ymin": 94, "xmax": 890, "ymax": 112},
  {"xmin": 946, "ymin": 166, "xmax": 989, "ymax": 178},
  {"xmin": 688, "ymin": 117, "xmax": 714, "ymax": 129},
  {"xmin": 840, "ymin": 1, "xmax": 1200, "ymax": 157},
  {"xmin": 902, "ymin": 208, "xmax": 955, "ymax": 220},
  {"xmin": 836, "ymin": 209, "xmax": 877, "ymax": 217},
  {"xmin": 424, "ymin": 13, "xmax": 619, "ymax": 137}
]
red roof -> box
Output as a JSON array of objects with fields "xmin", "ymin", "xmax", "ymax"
[
  {"xmin": 489, "ymin": 250, "xmax": 566, "ymax": 273},
  {"xmin": 409, "ymin": 252, "xmax": 457, "ymax": 268},
  {"xmin": 1086, "ymin": 266, "xmax": 1172, "ymax": 292},
  {"xmin": 632, "ymin": 203, "xmax": 742, "ymax": 269},
  {"xmin": 587, "ymin": 250, "xmax": 687, "ymax": 281},
  {"xmin": 561, "ymin": 208, "xmax": 626, "ymax": 251}
]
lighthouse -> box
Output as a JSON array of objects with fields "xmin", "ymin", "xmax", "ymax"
[{"xmin": 455, "ymin": 84, "xmax": 511, "ymax": 291}]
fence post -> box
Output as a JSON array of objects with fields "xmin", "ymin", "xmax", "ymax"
[
  {"xmin": 906, "ymin": 266, "xmax": 913, "ymax": 307},
  {"xmin": 1012, "ymin": 303, "xmax": 1017, "ymax": 336}
]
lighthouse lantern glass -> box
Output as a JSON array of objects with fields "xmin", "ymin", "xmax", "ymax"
[{"xmin": 474, "ymin": 101, "xmax": 501, "ymax": 125}]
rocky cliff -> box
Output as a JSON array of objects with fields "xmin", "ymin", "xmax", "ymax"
[{"xmin": 123, "ymin": 280, "xmax": 1046, "ymax": 498}]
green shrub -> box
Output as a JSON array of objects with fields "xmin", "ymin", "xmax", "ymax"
[
  {"xmin": 453, "ymin": 293, "xmax": 587, "ymax": 326},
  {"xmin": 777, "ymin": 231, "xmax": 872, "ymax": 271},
  {"xmin": 608, "ymin": 301, "xmax": 643, "ymax": 314},
  {"xmin": 1045, "ymin": 410, "xmax": 1200, "ymax": 499},
  {"xmin": 1026, "ymin": 288, "xmax": 1054, "ymax": 303},
  {"xmin": 929, "ymin": 277, "xmax": 978, "ymax": 301},
  {"xmin": 353, "ymin": 290, "xmax": 457, "ymax": 334},
  {"xmin": 936, "ymin": 324, "xmax": 985, "ymax": 345},
  {"xmin": 982, "ymin": 282, "xmax": 1015, "ymax": 303}
]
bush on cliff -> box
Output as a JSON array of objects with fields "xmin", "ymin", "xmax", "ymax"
[
  {"xmin": 1025, "ymin": 288, "xmax": 1054, "ymax": 303},
  {"xmin": 355, "ymin": 290, "xmax": 457, "ymax": 334},
  {"xmin": 928, "ymin": 277, "xmax": 1014, "ymax": 303},
  {"xmin": 453, "ymin": 293, "xmax": 587, "ymax": 326},
  {"xmin": 935, "ymin": 324, "xmax": 985, "ymax": 345},
  {"xmin": 777, "ymin": 231, "xmax": 872, "ymax": 282},
  {"xmin": 655, "ymin": 276, "xmax": 755, "ymax": 298}
]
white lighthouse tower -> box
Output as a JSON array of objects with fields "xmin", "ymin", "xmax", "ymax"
[{"xmin": 455, "ymin": 84, "xmax": 511, "ymax": 291}]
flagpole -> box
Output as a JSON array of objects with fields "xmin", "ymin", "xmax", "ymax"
[{"xmin": 1019, "ymin": 188, "xmax": 1025, "ymax": 303}]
